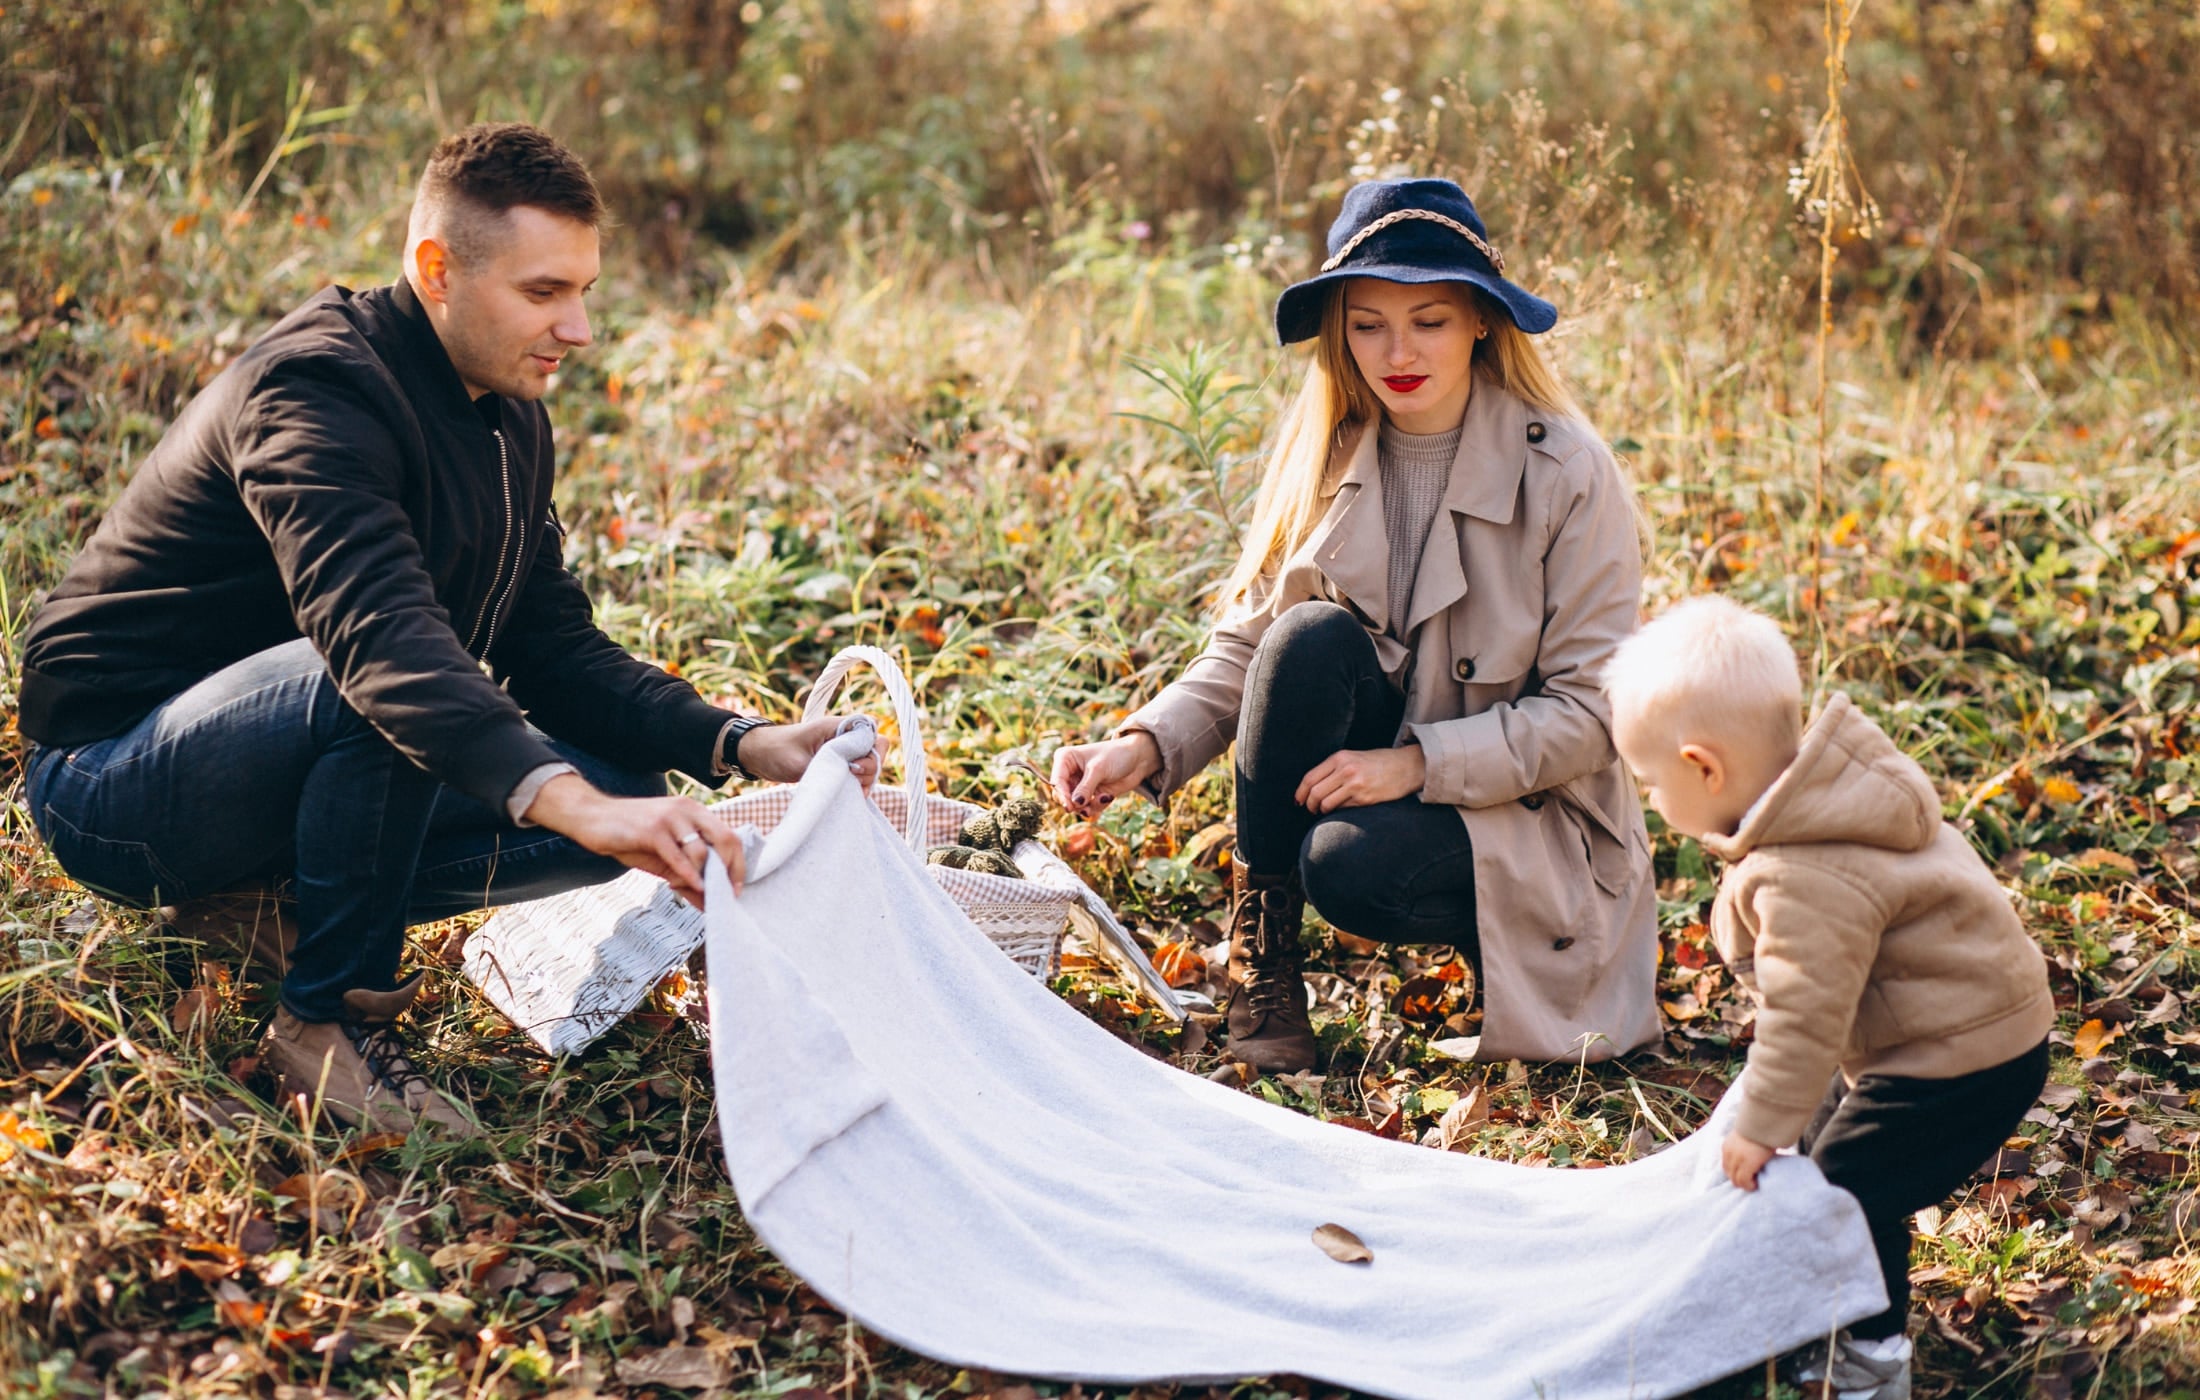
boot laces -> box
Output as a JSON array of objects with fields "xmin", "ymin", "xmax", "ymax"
[
  {"xmin": 342, "ymin": 1020, "xmax": 433, "ymax": 1098},
  {"xmin": 1242, "ymin": 893, "xmax": 1304, "ymax": 1012}
]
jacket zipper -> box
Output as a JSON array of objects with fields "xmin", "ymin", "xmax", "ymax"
[{"xmin": 466, "ymin": 428, "xmax": 521, "ymax": 657}]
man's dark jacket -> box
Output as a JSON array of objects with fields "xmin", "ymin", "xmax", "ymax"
[{"xmin": 19, "ymin": 279, "xmax": 727, "ymax": 809}]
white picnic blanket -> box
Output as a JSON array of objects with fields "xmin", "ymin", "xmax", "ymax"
[{"xmin": 703, "ymin": 728, "xmax": 1887, "ymax": 1400}]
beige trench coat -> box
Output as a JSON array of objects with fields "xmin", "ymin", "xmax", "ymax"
[{"xmin": 1122, "ymin": 375, "xmax": 1662, "ymax": 1063}]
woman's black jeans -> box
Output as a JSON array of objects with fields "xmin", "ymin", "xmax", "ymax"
[{"xmin": 1235, "ymin": 602, "xmax": 1478, "ymax": 954}]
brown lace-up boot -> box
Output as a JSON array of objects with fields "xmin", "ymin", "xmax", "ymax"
[
  {"xmin": 1223, "ymin": 854, "xmax": 1316, "ymax": 1073},
  {"xmin": 260, "ymin": 974, "xmax": 482, "ymax": 1139},
  {"xmin": 161, "ymin": 887, "xmax": 298, "ymax": 978}
]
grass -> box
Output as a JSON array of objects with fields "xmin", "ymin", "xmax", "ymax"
[{"xmin": 6, "ymin": 1, "xmax": 2200, "ymax": 1396}]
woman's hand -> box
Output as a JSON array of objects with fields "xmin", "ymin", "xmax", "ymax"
[
  {"xmin": 1296, "ymin": 743, "xmax": 1426, "ymax": 813},
  {"xmin": 1051, "ymin": 732, "xmax": 1162, "ymax": 818},
  {"xmin": 1721, "ymin": 1134, "xmax": 1778, "ymax": 1191},
  {"xmin": 738, "ymin": 717, "xmax": 884, "ymax": 789}
]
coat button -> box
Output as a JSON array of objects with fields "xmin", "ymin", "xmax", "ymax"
[
  {"xmin": 1551, "ymin": 936, "xmax": 1575, "ymax": 951},
  {"xmin": 1521, "ymin": 793, "xmax": 1544, "ymax": 810},
  {"xmin": 1454, "ymin": 657, "xmax": 1476, "ymax": 681},
  {"xmin": 1526, "ymin": 421, "xmax": 1547, "ymax": 444}
]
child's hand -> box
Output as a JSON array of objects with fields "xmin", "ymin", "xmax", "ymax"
[{"xmin": 1721, "ymin": 1134, "xmax": 1778, "ymax": 1191}]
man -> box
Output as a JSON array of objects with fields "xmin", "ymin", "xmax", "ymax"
[{"xmin": 16, "ymin": 123, "xmax": 871, "ymax": 1136}]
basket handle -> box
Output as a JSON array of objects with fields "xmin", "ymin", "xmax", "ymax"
[{"xmin": 802, "ymin": 645, "xmax": 929, "ymax": 851}]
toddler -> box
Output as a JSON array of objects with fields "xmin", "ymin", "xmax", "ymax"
[{"xmin": 1604, "ymin": 597, "xmax": 2053, "ymax": 1400}]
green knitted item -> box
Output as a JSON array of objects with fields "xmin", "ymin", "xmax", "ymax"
[
  {"xmin": 995, "ymin": 796, "xmax": 1045, "ymax": 846},
  {"xmin": 926, "ymin": 842, "xmax": 1024, "ymax": 879},
  {"xmin": 965, "ymin": 849, "xmax": 1021, "ymax": 878},
  {"xmin": 958, "ymin": 812, "xmax": 1005, "ymax": 852}
]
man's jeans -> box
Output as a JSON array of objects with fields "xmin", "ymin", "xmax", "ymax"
[{"xmin": 23, "ymin": 638, "xmax": 663, "ymax": 1022}]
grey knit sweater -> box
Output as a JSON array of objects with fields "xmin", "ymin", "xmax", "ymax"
[{"xmin": 1378, "ymin": 418, "xmax": 1462, "ymax": 636}]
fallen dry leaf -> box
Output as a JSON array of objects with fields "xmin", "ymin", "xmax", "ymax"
[
  {"xmin": 171, "ymin": 985, "xmax": 217, "ymax": 1036},
  {"xmin": 613, "ymin": 1344, "xmax": 734, "ymax": 1390},
  {"xmin": 1181, "ymin": 820, "xmax": 1236, "ymax": 869},
  {"xmin": 1392, "ymin": 975, "xmax": 1451, "ymax": 1026},
  {"xmin": 2074, "ymin": 1018, "xmax": 2124, "ymax": 1058},
  {"xmin": 1435, "ymin": 1086, "xmax": 1489, "ymax": 1150},
  {"xmin": 1332, "ymin": 928, "xmax": 1383, "ymax": 956},
  {"xmin": 532, "ymin": 1270, "xmax": 579, "ymax": 1298},
  {"xmin": 2073, "ymin": 847, "xmax": 2138, "ymax": 875},
  {"xmin": 1313, "ymin": 1222, "xmax": 1373, "ymax": 1264},
  {"xmin": 1150, "ymin": 940, "xmax": 1206, "ymax": 989}
]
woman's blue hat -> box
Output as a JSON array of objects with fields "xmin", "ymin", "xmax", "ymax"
[{"xmin": 1273, "ymin": 177, "xmax": 1557, "ymax": 345}]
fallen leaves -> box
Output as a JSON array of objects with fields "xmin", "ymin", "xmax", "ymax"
[
  {"xmin": 1149, "ymin": 940, "xmax": 1206, "ymax": 988},
  {"xmin": 2073, "ymin": 1018, "xmax": 2124, "ymax": 1059},
  {"xmin": 1432, "ymin": 1085, "xmax": 1490, "ymax": 1150},
  {"xmin": 613, "ymin": 1343, "xmax": 736, "ymax": 1390},
  {"xmin": 2072, "ymin": 847, "xmax": 2138, "ymax": 875},
  {"xmin": 1312, "ymin": 1222, "xmax": 1373, "ymax": 1264},
  {"xmin": 0, "ymin": 1109, "xmax": 50, "ymax": 1163}
]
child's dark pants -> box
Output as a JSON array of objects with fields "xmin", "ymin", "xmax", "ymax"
[{"xmin": 1801, "ymin": 1037, "xmax": 2050, "ymax": 1339}]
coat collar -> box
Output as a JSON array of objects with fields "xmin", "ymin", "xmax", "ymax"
[
  {"xmin": 386, "ymin": 278, "xmax": 507, "ymax": 435},
  {"xmin": 1307, "ymin": 374, "xmax": 1535, "ymax": 634}
]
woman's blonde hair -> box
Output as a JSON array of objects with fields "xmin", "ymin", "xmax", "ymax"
[{"xmin": 1221, "ymin": 281, "xmax": 1584, "ymax": 607}]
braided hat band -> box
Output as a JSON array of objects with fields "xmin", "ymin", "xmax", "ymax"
[{"xmin": 1320, "ymin": 208, "xmax": 1506, "ymax": 276}]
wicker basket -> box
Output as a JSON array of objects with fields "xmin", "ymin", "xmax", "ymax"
[
  {"xmin": 463, "ymin": 645, "xmax": 1184, "ymax": 1056},
  {"xmin": 797, "ymin": 646, "xmax": 1081, "ymax": 979}
]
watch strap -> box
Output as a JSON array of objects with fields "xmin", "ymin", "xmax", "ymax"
[{"xmin": 713, "ymin": 715, "xmax": 770, "ymax": 779}]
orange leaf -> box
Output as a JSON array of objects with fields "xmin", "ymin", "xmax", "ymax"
[
  {"xmin": 1059, "ymin": 824, "xmax": 1098, "ymax": 858},
  {"xmin": 335, "ymin": 1132, "xmax": 409, "ymax": 1164},
  {"xmin": 0, "ymin": 1110, "xmax": 49, "ymax": 1157},
  {"xmin": 2073, "ymin": 847, "xmax": 2137, "ymax": 875},
  {"xmin": 2040, "ymin": 776, "xmax": 2082, "ymax": 805},
  {"xmin": 219, "ymin": 1298, "xmax": 267, "ymax": 1328},
  {"xmin": 1150, "ymin": 941, "xmax": 1206, "ymax": 989},
  {"xmin": 2073, "ymin": 1018, "xmax": 2123, "ymax": 1059}
]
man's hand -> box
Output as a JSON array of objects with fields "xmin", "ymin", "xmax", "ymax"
[
  {"xmin": 524, "ymin": 774, "xmax": 746, "ymax": 908},
  {"xmin": 737, "ymin": 716, "xmax": 883, "ymax": 787},
  {"xmin": 1052, "ymin": 732, "xmax": 1163, "ymax": 817},
  {"xmin": 1295, "ymin": 743, "xmax": 1426, "ymax": 813},
  {"xmin": 1721, "ymin": 1134, "xmax": 1779, "ymax": 1191}
]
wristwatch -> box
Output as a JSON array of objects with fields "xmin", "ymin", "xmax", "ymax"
[{"xmin": 713, "ymin": 715, "xmax": 770, "ymax": 780}]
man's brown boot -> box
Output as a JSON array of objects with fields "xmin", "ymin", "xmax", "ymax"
[
  {"xmin": 260, "ymin": 975, "xmax": 482, "ymax": 1139},
  {"xmin": 161, "ymin": 887, "xmax": 298, "ymax": 979},
  {"xmin": 1222, "ymin": 854, "xmax": 1316, "ymax": 1073}
]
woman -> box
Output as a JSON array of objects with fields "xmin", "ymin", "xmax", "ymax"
[{"xmin": 1052, "ymin": 178, "xmax": 1660, "ymax": 1073}]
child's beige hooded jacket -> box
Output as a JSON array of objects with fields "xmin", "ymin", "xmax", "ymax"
[{"xmin": 1700, "ymin": 693, "xmax": 2054, "ymax": 1148}]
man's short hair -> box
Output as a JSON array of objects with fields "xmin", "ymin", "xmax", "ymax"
[
  {"xmin": 1603, "ymin": 595, "xmax": 1803, "ymax": 751},
  {"xmin": 413, "ymin": 122, "xmax": 603, "ymax": 267}
]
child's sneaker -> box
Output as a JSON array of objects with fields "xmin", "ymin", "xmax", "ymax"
[{"xmin": 1789, "ymin": 1331, "xmax": 1911, "ymax": 1400}]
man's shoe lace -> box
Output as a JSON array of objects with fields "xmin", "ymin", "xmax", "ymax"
[{"xmin": 342, "ymin": 1021, "xmax": 434, "ymax": 1098}]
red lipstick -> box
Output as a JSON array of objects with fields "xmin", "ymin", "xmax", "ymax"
[{"xmin": 1382, "ymin": 375, "xmax": 1429, "ymax": 393}]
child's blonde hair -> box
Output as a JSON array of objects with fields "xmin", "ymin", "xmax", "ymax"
[{"xmin": 1603, "ymin": 596, "xmax": 1804, "ymax": 752}]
